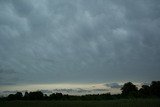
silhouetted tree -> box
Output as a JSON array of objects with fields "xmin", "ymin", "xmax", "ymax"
[
  {"xmin": 49, "ymin": 93, "xmax": 63, "ymax": 100},
  {"xmin": 7, "ymin": 92, "xmax": 22, "ymax": 100},
  {"xmin": 43, "ymin": 94, "xmax": 48, "ymax": 100},
  {"xmin": 150, "ymin": 81, "xmax": 160, "ymax": 97},
  {"xmin": 15, "ymin": 92, "xmax": 23, "ymax": 100},
  {"xmin": 28, "ymin": 91, "xmax": 44, "ymax": 100},
  {"xmin": 139, "ymin": 85, "xmax": 150, "ymax": 97},
  {"xmin": 7, "ymin": 94, "xmax": 15, "ymax": 100},
  {"xmin": 121, "ymin": 82, "xmax": 138, "ymax": 97},
  {"xmin": 24, "ymin": 92, "xmax": 29, "ymax": 100}
]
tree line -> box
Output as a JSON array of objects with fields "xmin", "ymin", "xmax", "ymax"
[{"xmin": 0, "ymin": 81, "xmax": 160, "ymax": 101}]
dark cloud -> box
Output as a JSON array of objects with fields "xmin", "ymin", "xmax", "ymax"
[
  {"xmin": 0, "ymin": 82, "xmax": 16, "ymax": 86},
  {"xmin": 0, "ymin": 0, "xmax": 160, "ymax": 86},
  {"xmin": 11, "ymin": 0, "xmax": 34, "ymax": 17},
  {"xmin": 105, "ymin": 83, "xmax": 122, "ymax": 89},
  {"xmin": 0, "ymin": 68, "xmax": 16, "ymax": 74}
]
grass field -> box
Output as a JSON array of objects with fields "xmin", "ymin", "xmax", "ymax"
[{"xmin": 0, "ymin": 99, "xmax": 160, "ymax": 107}]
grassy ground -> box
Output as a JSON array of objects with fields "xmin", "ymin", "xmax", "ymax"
[{"xmin": 0, "ymin": 99, "xmax": 160, "ymax": 107}]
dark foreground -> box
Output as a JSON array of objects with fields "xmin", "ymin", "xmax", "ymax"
[{"xmin": 0, "ymin": 99, "xmax": 160, "ymax": 107}]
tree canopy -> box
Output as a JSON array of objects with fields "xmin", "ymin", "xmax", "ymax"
[{"xmin": 121, "ymin": 82, "xmax": 138, "ymax": 96}]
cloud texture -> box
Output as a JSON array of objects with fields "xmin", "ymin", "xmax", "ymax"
[{"xmin": 0, "ymin": 0, "xmax": 160, "ymax": 85}]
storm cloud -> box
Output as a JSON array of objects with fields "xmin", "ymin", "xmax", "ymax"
[
  {"xmin": 105, "ymin": 83, "xmax": 122, "ymax": 89},
  {"xmin": 0, "ymin": 0, "xmax": 160, "ymax": 86}
]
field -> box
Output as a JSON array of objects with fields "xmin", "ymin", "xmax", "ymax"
[{"xmin": 0, "ymin": 99, "xmax": 160, "ymax": 107}]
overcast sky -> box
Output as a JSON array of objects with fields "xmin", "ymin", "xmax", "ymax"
[{"xmin": 0, "ymin": 0, "xmax": 160, "ymax": 89}]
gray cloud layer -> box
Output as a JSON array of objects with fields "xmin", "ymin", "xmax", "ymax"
[
  {"xmin": 105, "ymin": 83, "xmax": 122, "ymax": 89},
  {"xmin": 0, "ymin": 0, "xmax": 160, "ymax": 85}
]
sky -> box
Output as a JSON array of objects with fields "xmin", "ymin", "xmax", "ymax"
[{"xmin": 0, "ymin": 0, "xmax": 160, "ymax": 95}]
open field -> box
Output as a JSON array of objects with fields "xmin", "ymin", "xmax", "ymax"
[{"xmin": 0, "ymin": 99, "xmax": 160, "ymax": 107}]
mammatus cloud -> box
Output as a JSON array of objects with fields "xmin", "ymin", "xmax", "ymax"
[
  {"xmin": 0, "ymin": 68, "xmax": 18, "ymax": 85},
  {"xmin": 0, "ymin": 0, "xmax": 160, "ymax": 86}
]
